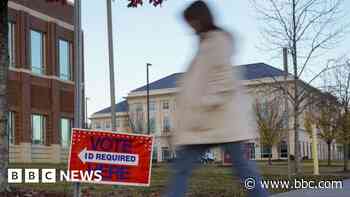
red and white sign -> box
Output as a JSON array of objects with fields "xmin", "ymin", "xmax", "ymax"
[{"xmin": 68, "ymin": 128, "xmax": 154, "ymax": 186}]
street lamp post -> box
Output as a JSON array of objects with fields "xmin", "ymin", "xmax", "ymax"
[
  {"xmin": 106, "ymin": 0, "xmax": 117, "ymax": 131},
  {"xmin": 73, "ymin": 0, "xmax": 83, "ymax": 196},
  {"xmin": 146, "ymin": 63, "xmax": 152, "ymax": 135},
  {"xmin": 85, "ymin": 97, "xmax": 90, "ymax": 129}
]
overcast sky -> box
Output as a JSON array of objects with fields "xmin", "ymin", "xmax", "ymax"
[{"xmin": 81, "ymin": 0, "xmax": 350, "ymax": 118}]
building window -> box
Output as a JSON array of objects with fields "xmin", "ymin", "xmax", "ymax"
[
  {"xmin": 148, "ymin": 102, "xmax": 157, "ymax": 133},
  {"xmin": 337, "ymin": 145, "xmax": 343, "ymax": 159},
  {"xmin": 105, "ymin": 119, "xmax": 111, "ymax": 130},
  {"xmin": 135, "ymin": 103, "xmax": 143, "ymax": 112},
  {"xmin": 282, "ymin": 111, "xmax": 288, "ymax": 129},
  {"xmin": 134, "ymin": 103, "xmax": 144, "ymax": 132},
  {"xmin": 152, "ymin": 144, "xmax": 158, "ymax": 161},
  {"xmin": 162, "ymin": 147, "xmax": 171, "ymax": 161},
  {"xmin": 95, "ymin": 121, "xmax": 101, "ymax": 129},
  {"xmin": 149, "ymin": 101, "xmax": 156, "ymax": 112},
  {"xmin": 30, "ymin": 30, "xmax": 45, "ymax": 75},
  {"xmin": 8, "ymin": 111, "xmax": 15, "ymax": 144},
  {"xmin": 8, "ymin": 22, "xmax": 15, "ymax": 68},
  {"xmin": 163, "ymin": 116, "xmax": 171, "ymax": 133},
  {"xmin": 60, "ymin": 118, "xmax": 72, "ymax": 147},
  {"xmin": 258, "ymin": 98, "xmax": 269, "ymax": 118},
  {"xmin": 32, "ymin": 114, "xmax": 46, "ymax": 145},
  {"xmin": 59, "ymin": 39, "xmax": 72, "ymax": 80},
  {"xmin": 279, "ymin": 141, "xmax": 288, "ymax": 158},
  {"xmin": 149, "ymin": 117, "xmax": 156, "ymax": 134},
  {"xmin": 116, "ymin": 119, "xmax": 121, "ymax": 128},
  {"xmin": 135, "ymin": 119, "xmax": 144, "ymax": 132},
  {"xmin": 261, "ymin": 145, "xmax": 272, "ymax": 158},
  {"xmin": 246, "ymin": 143, "xmax": 255, "ymax": 160},
  {"xmin": 162, "ymin": 100, "xmax": 169, "ymax": 110}
]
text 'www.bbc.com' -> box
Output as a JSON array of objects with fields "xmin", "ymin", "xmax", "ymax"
[{"xmin": 244, "ymin": 177, "xmax": 343, "ymax": 190}]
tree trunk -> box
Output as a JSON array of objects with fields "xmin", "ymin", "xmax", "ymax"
[
  {"xmin": 0, "ymin": 0, "xmax": 9, "ymax": 192},
  {"xmin": 293, "ymin": 107, "xmax": 301, "ymax": 174},
  {"xmin": 291, "ymin": 0, "xmax": 301, "ymax": 175},
  {"xmin": 343, "ymin": 109, "xmax": 349, "ymax": 172},
  {"xmin": 344, "ymin": 143, "xmax": 349, "ymax": 171},
  {"xmin": 327, "ymin": 142, "xmax": 331, "ymax": 166}
]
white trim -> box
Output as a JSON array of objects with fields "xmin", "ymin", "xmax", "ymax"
[
  {"xmin": 8, "ymin": 1, "xmax": 74, "ymax": 31},
  {"xmin": 127, "ymin": 88, "xmax": 178, "ymax": 98},
  {"xmin": 90, "ymin": 112, "xmax": 129, "ymax": 119},
  {"xmin": 126, "ymin": 76, "xmax": 294, "ymax": 98},
  {"xmin": 9, "ymin": 67, "xmax": 74, "ymax": 85},
  {"xmin": 242, "ymin": 76, "xmax": 294, "ymax": 86}
]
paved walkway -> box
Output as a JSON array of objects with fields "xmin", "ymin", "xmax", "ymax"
[{"xmin": 272, "ymin": 179, "xmax": 350, "ymax": 197}]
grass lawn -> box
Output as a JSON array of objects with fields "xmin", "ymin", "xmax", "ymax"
[{"xmin": 6, "ymin": 160, "xmax": 350, "ymax": 197}]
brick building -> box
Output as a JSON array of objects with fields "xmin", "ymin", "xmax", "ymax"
[{"xmin": 7, "ymin": 0, "xmax": 78, "ymax": 163}]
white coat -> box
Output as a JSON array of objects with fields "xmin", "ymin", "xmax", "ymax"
[{"xmin": 171, "ymin": 30, "xmax": 258, "ymax": 146}]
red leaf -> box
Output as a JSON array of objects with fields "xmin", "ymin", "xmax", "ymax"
[{"xmin": 128, "ymin": 0, "xmax": 164, "ymax": 7}]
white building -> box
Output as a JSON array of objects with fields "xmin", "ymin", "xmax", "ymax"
[{"xmin": 90, "ymin": 63, "xmax": 344, "ymax": 162}]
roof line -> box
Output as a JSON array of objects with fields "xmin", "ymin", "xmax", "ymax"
[{"xmin": 130, "ymin": 72, "xmax": 183, "ymax": 92}]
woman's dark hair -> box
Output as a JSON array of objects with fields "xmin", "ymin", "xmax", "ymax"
[{"xmin": 183, "ymin": 0, "xmax": 219, "ymax": 33}]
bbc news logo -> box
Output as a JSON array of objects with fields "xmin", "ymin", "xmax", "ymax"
[{"xmin": 8, "ymin": 169, "xmax": 102, "ymax": 183}]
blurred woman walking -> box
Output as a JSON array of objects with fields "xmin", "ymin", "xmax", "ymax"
[{"xmin": 165, "ymin": 1, "xmax": 269, "ymax": 197}]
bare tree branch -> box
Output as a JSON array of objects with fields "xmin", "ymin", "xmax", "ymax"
[{"xmin": 250, "ymin": 0, "xmax": 349, "ymax": 174}]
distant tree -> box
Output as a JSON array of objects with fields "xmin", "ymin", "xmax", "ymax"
[
  {"xmin": 317, "ymin": 101, "xmax": 339, "ymax": 166},
  {"xmin": 313, "ymin": 94, "xmax": 339, "ymax": 166},
  {"xmin": 337, "ymin": 111, "xmax": 350, "ymax": 171},
  {"xmin": 127, "ymin": 0, "xmax": 165, "ymax": 7},
  {"xmin": 255, "ymin": 97, "xmax": 285, "ymax": 165},
  {"xmin": 251, "ymin": 0, "xmax": 349, "ymax": 174},
  {"xmin": 304, "ymin": 111, "xmax": 314, "ymax": 144},
  {"xmin": 304, "ymin": 111, "xmax": 313, "ymax": 135},
  {"xmin": 325, "ymin": 58, "xmax": 350, "ymax": 171}
]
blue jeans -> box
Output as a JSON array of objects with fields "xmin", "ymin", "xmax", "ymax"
[{"xmin": 165, "ymin": 142, "xmax": 269, "ymax": 197}]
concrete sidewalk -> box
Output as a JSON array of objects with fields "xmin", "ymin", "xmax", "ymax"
[{"xmin": 272, "ymin": 179, "xmax": 350, "ymax": 197}]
